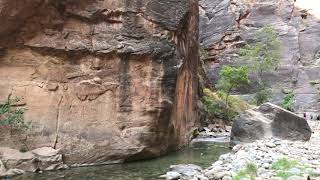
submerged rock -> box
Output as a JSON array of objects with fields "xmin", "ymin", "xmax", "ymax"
[{"xmin": 231, "ymin": 103, "xmax": 311, "ymax": 145}]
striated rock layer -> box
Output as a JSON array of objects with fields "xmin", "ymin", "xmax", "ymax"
[{"xmin": 0, "ymin": 0, "xmax": 199, "ymax": 165}]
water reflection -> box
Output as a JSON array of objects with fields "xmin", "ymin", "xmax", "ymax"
[{"xmin": 13, "ymin": 140, "xmax": 229, "ymax": 180}]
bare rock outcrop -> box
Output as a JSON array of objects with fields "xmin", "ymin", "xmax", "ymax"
[
  {"xmin": 0, "ymin": 147, "xmax": 67, "ymax": 177},
  {"xmin": 0, "ymin": 0, "xmax": 200, "ymax": 166}
]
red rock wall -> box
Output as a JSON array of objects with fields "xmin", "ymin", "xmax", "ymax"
[{"xmin": 0, "ymin": 0, "xmax": 199, "ymax": 165}]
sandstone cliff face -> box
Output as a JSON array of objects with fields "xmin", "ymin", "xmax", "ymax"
[
  {"xmin": 0, "ymin": 0, "xmax": 199, "ymax": 165},
  {"xmin": 200, "ymin": 0, "xmax": 320, "ymax": 113}
]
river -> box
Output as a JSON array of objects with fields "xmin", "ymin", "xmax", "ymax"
[{"xmin": 12, "ymin": 138, "xmax": 230, "ymax": 180}]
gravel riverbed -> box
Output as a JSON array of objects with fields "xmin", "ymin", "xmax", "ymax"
[{"xmin": 164, "ymin": 121, "xmax": 320, "ymax": 180}]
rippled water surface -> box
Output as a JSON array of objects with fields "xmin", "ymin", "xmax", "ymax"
[{"xmin": 13, "ymin": 139, "xmax": 230, "ymax": 180}]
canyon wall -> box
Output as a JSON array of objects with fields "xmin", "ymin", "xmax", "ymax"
[
  {"xmin": 0, "ymin": 0, "xmax": 199, "ymax": 165},
  {"xmin": 200, "ymin": 0, "xmax": 320, "ymax": 114}
]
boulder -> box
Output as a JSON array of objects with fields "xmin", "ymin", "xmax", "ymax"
[
  {"xmin": 231, "ymin": 103, "xmax": 312, "ymax": 145},
  {"xmin": 0, "ymin": 147, "xmax": 67, "ymax": 176},
  {"xmin": 1, "ymin": 169, "xmax": 25, "ymax": 177}
]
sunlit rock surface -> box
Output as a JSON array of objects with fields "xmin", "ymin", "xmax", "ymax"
[{"xmin": 0, "ymin": 0, "xmax": 200, "ymax": 165}]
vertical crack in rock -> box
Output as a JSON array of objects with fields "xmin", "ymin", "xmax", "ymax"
[
  {"xmin": 53, "ymin": 95, "xmax": 63, "ymax": 149},
  {"xmin": 170, "ymin": 0, "xmax": 200, "ymax": 149}
]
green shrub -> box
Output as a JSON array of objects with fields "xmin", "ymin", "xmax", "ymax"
[
  {"xmin": 240, "ymin": 26, "xmax": 281, "ymax": 105},
  {"xmin": 275, "ymin": 171, "xmax": 295, "ymax": 180},
  {"xmin": 272, "ymin": 158, "xmax": 298, "ymax": 170},
  {"xmin": 202, "ymin": 88, "xmax": 249, "ymax": 122},
  {"xmin": 216, "ymin": 65, "xmax": 250, "ymax": 109},
  {"xmin": 272, "ymin": 158, "xmax": 301, "ymax": 180},
  {"xmin": 254, "ymin": 87, "xmax": 272, "ymax": 105},
  {"xmin": 0, "ymin": 96, "xmax": 29, "ymax": 130},
  {"xmin": 233, "ymin": 162, "xmax": 258, "ymax": 180},
  {"xmin": 281, "ymin": 92, "xmax": 295, "ymax": 112}
]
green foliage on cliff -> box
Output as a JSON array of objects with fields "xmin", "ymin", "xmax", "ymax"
[
  {"xmin": 216, "ymin": 66, "xmax": 250, "ymax": 108},
  {"xmin": 281, "ymin": 92, "xmax": 295, "ymax": 112},
  {"xmin": 239, "ymin": 26, "xmax": 281, "ymax": 83},
  {"xmin": 239, "ymin": 26, "xmax": 281, "ymax": 105},
  {"xmin": 202, "ymin": 88, "xmax": 249, "ymax": 122},
  {"xmin": 254, "ymin": 87, "xmax": 272, "ymax": 105},
  {"xmin": 0, "ymin": 96, "xmax": 29, "ymax": 130}
]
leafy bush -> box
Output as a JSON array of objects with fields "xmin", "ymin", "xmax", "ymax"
[
  {"xmin": 281, "ymin": 92, "xmax": 295, "ymax": 112},
  {"xmin": 216, "ymin": 65, "xmax": 250, "ymax": 108},
  {"xmin": 233, "ymin": 162, "xmax": 258, "ymax": 180},
  {"xmin": 202, "ymin": 88, "xmax": 249, "ymax": 122},
  {"xmin": 254, "ymin": 87, "xmax": 272, "ymax": 105},
  {"xmin": 0, "ymin": 96, "xmax": 29, "ymax": 130}
]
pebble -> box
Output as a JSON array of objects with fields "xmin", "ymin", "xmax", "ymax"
[
  {"xmin": 289, "ymin": 167, "xmax": 301, "ymax": 175},
  {"xmin": 262, "ymin": 163, "xmax": 270, "ymax": 169},
  {"xmin": 266, "ymin": 142, "xmax": 276, "ymax": 148},
  {"xmin": 164, "ymin": 121, "xmax": 320, "ymax": 180},
  {"xmin": 287, "ymin": 176, "xmax": 305, "ymax": 180}
]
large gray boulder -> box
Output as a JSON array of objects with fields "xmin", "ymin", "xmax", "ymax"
[{"xmin": 231, "ymin": 103, "xmax": 312, "ymax": 146}]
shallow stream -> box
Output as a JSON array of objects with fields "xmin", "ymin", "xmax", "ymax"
[{"xmin": 13, "ymin": 138, "xmax": 230, "ymax": 180}]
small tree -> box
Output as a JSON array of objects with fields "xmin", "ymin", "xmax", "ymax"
[
  {"xmin": 240, "ymin": 26, "xmax": 281, "ymax": 83},
  {"xmin": 216, "ymin": 66, "xmax": 250, "ymax": 108},
  {"xmin": 240, "ymin": 26, "xmax": 281, "ymax": 104}
]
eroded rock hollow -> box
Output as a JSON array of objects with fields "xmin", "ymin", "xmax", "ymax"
[{"xmin": 0, "ymin": 0, "xmax": 199, "ymax": 165}]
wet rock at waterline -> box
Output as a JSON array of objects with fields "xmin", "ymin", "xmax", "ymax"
[
  {"xmin": 0, "ymin": 147, "xmax": 67, "ymax": 178},
  {"xmin": 0, "ymin": 0, "xmax": 199, "ymax": 165},
  {"xmin": 168, "ymin": 120, "xmax": 320, "ymax": 180},
  {"xmin": 231, "ymin": 103, "xmax": 312, "ymax": 146},
  {"xmin": 161, "ymin": 164, "xmax": 203, "ymax": 180}
]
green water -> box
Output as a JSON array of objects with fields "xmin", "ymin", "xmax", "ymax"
[{"xmin": 12, "ymin": 140, "xmax": 229, "ymax": 180}]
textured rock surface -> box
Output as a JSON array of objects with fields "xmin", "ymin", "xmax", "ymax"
[
  {"xmin": 0, "ymin": 147, "xmax": 67, "ymax": 177},
  {"xmin": 200, "ymin": 0, "xmax": 320, "ymax": 113},
  {"xmin": 0, "ymin": 0, "xmax": 199, "ymax": 165},
  {"xmin": 231, "ymin": 103, "xmax": 311, "ymax": 145}
]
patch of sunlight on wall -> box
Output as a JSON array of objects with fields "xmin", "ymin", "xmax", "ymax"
[{"xmin": 295, "ymin": 0, "xmax": 320, "ymax": 19}]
